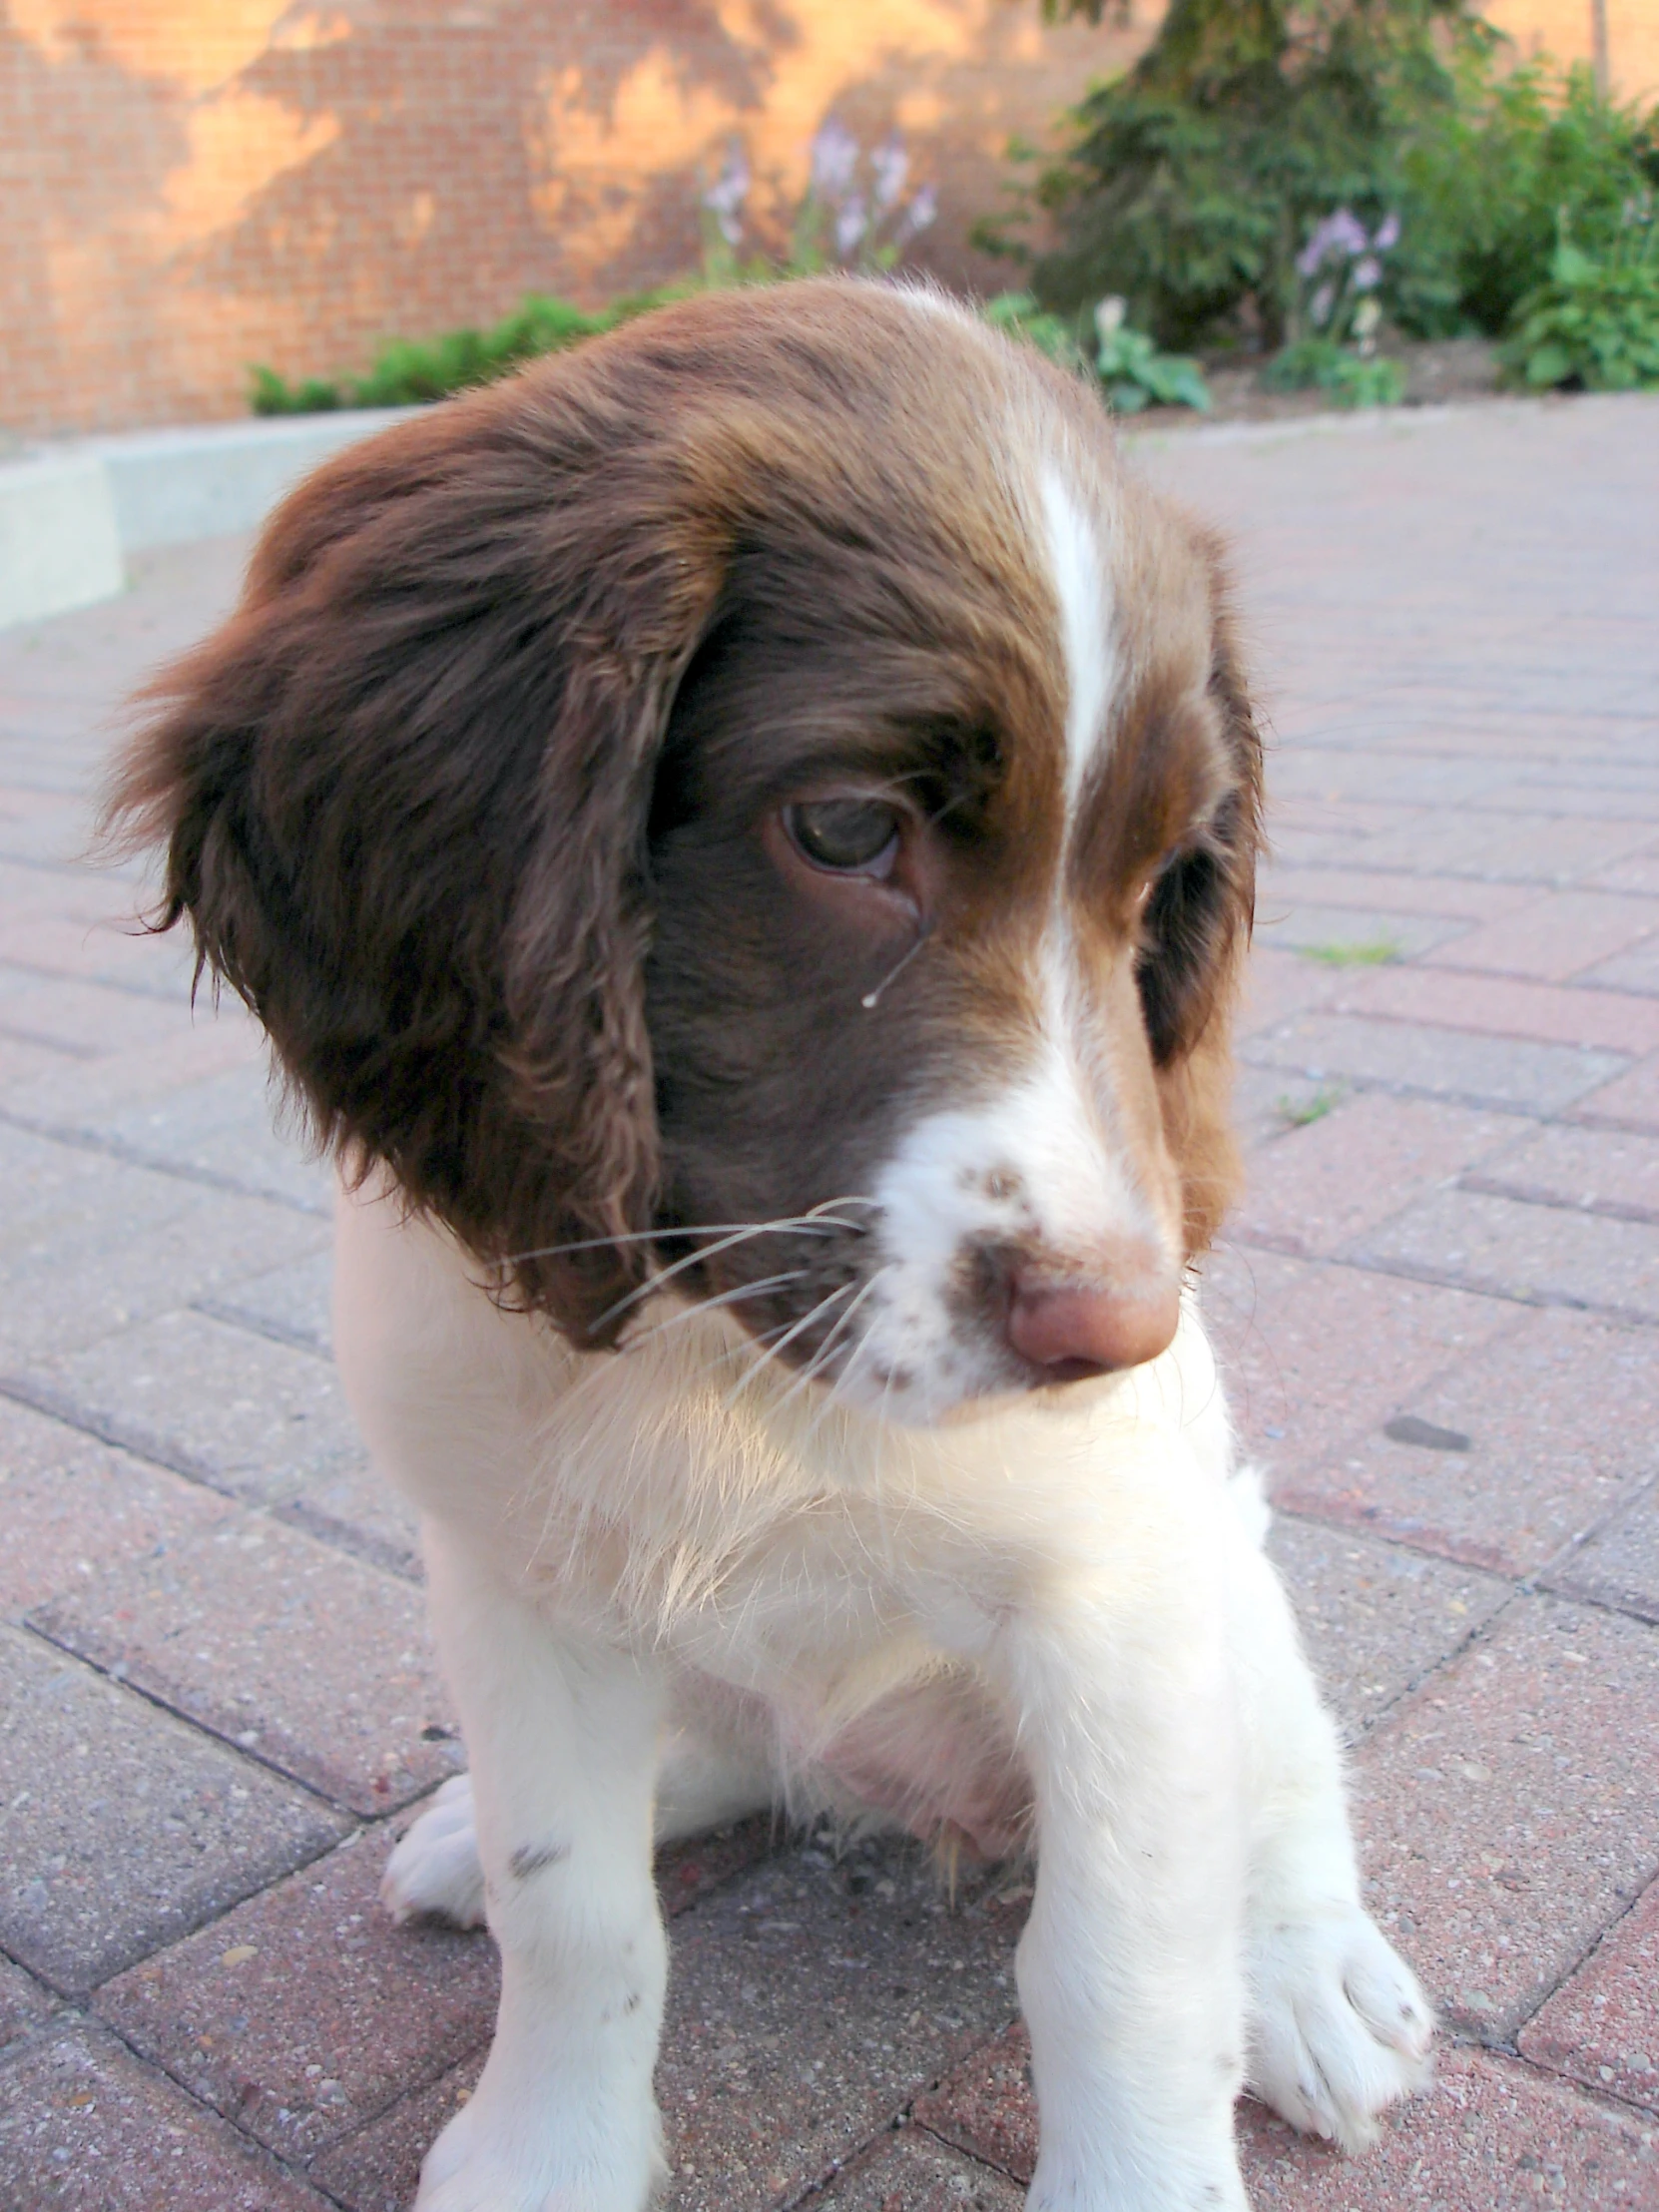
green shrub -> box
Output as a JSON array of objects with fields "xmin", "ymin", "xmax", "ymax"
[
  {"xmin": 1006, "ymin": 2, "xmax": 1659, "ymax": 360},
  {"xmin": 1258, "ymin": 332, "xmax": 1405, "ymax": 404},
  {"xmin": 1501, "ymin": 218, "xmax": 1659, "ymax": 390},
  {"xmin": 1015, "ymin": 0, "xmax": 1489, "ymax": 351},
  {"xmin": 1401, "ymin": 60, "xmax": 1659, "ymax": 336}
]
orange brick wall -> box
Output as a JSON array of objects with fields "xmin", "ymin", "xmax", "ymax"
[
  {"xmin": 3, "ymin": 1, "xmax": 1653, "ymax": 440},
  {"xmin": 0, "ymin": 0, "xmax": 1150, "ymax": 438}
]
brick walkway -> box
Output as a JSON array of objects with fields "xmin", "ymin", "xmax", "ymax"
[{"xmin": 2, "ymin": 392, "xmax": 1657, "ymax": 2210}]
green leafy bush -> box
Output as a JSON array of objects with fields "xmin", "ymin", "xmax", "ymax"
[
  {"xmin": 1259, "ymin": 334, "xmax": 1406, "ymax": 403},
  {"xmin": 1501, "ymin": 219, "xmax": 1659, "ymax": 390},
  {"xmin": 1401, "ymin": 60, "xmax": 1659, "ymax": 336},
  {"xmin": 1014, "ymin": 0, "xmax": 1488, "ymax": 351},
  {"xmin": 252, "ymin": 292, "xmax": 630, "ymax": 413},
  {"xmin": 1005, "ymin": 1, "xmax": 1659, "ymax": 368},
  {"xmin": 1092, "ymin": 298, "xmax": 1212, "ymax": 409}
]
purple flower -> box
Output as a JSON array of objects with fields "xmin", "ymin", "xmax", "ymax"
[
  {"xmin": 834, "ymin": 192, "xmax": 868, "ymax": 259},
  {"xmin": 870, "ymin": 135, "xmax": 909, "ymax": 216},
  {"xmin": 894, "ymin": 182, "xmax": 937, "ymax": 243},
  {"xmin": 1374, "ymin": 211, "xmax": 1400, "ymax": 253},
  {"xmin": 810, "ymin": 116, "xmax": 859, "ymax": 204},
  {"xmin": 1298, "ymin": 207, "xmax": 1370, "ymax": 276},
  {"xmin": 703, "ymin": 143, "xmax": 750, "ymax": 247},
  {"xmin": 1353, "ymin": 256, "xmax": 1382, "ymax": 292}
]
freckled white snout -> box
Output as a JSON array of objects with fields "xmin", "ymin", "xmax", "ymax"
[{"xmin": 1007, "ymin": 1270, "xmax": 1182, "ymax": 1381}]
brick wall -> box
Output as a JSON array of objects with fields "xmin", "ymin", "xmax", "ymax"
[
  {"xmin": 0, "ymin": 0, "xmax": 1150, "ymax": 438},
  {"xmin": 4, "ymin": 1, "xmax": 1652, "ymax": 440}
]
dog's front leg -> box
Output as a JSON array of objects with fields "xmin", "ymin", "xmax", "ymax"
[
  {"xmin": 414, "ymin": 1532, "xmax": 667, "ymax": 2212},
  {"xmin": 982, "ymin": 1531, "xmax": 1251, "ymax": 2212}
]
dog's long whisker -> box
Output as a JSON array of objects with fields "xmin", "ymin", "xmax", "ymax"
[
  {"xmin": 500, "ymin": 1195, "xmax": 880, "ymax": 1272},
  {"xmin": 797, "ymin": 1274, "xmax": 893, "ymax": 1444},
  {"xmin": 720, "ymin": 1281, "xmax": 856, "ymax": 1410},
  {"xmin": 618, "ymin": 1272, "xmax": 809, "ymax": 1352},
  {"xmin": 773, "ymin": 1270, "xmax": 887, "ymax": 1419},
  {"xmin": 584, "ymin": 1210, "xmax": 869, "ymax": 1337}
]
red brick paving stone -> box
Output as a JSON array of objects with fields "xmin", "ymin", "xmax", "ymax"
[
  {"xmin": 0, "ymin": 1125, "xmax": 327, "ymax": 1367},
  {"xmin": 1265, "ymin": 1517, "xmax": 1510, "ymax": 1743},
  {"xmin": 0, "ymin": 1953, "xmax": 63, "ymax": 2053},
  {"xmin": 14, "ymin": 1306, "xmax": 356, "ymax": 1506},
  {"xmin": 313, "ymin": 1834, "xmax": 1022, "ymax": 2212},
  {"xmin": 1335, "ymin": 965, "xmax": 1659, "ymax": 1056},
  {"xmin": 1255, "ymin": 905, "xmax": 1466, "ymax": 960},
  {"xmin": 815, "ymin": 2126, "xmax": 1024, "ymax": 2208},
  {"xmin": 1237, "ymin": 945, "xmax": 1347, "ymax": 1038},
  {"xmin": 1377, "ymin": 812, "xmax": 1659, "ymax": 885},
  {"xmin": 1274, "ymin": 1307, "xmax": 1659, "ymax": 1579},
  {"xmin": 1543, "ymin": 1480, "xmax": 1659, "ymax": 1628},
  {"xmin": 0, "ymin": 1394, "xmax": 232, "ymax": 1617},
  {"xmin": 1229, "ymin": 1066, "xmax": 1342, "ymax": 1154},
  {"xmin": 96, "ymin": 1825, "xmax": 500, "ymax": 2163},
  {"xmin": 1236, "ymin": 2044, "xmax": 1659, "ymax": 2209},
  {"xmin": 0, "ymin": 1008, "xmax": 267, "ymax": 1121},
  {"xmin": 1234, "ymin": 1093, "xmax": 1519, "ymax": 1260},
  {"xmin": 1592, "ymin": 850, "xmax": 1659, "ymax": 898},
  {"xmin": 1239, "ymin": 1011, "xmax": 1629, "ymax": 1115},
  {"xmin": 1569, "ymin": 1052, "xmax": 1659, "ymax": 1136},
  {"xmin": 1200, "ymin": 1243, "xmax": 1511, "ymax": 1477},
  {"xmin": 912, "ymin": 2019, "xmax": 1036, "ymax": 2184},
  {"xmin": 1417, "ymin": 890, "xmax": 1659, "ymax": 983},
  {"xmin": 1461, "ymin": 1121, "xmax": 1659, "ymax": 1225},
  {"xmin": 305, "ymin": 2048, "xmax": 485, "ymax": 2212},
  {"xmin": 275, "ymin": 1459, "xmax": 423, "ymax": 1583},
  {"xmin": 1350, "ymin": 1186, "xmax": 1659, "ymax": 1323},
  {"xmin": 1351, "ymin": 1594, "xmax": 1659, "ymax": 2040},
  {"xmin": 1519, "ymin": 1876, "xmax": 1659, "ymax": 2117},
  {"xmin": 0, "ymin": 1626, "xmax": 345, "ymax": 1994},
  {"xmin": 1582, "ymin": 930, "xmax": 1659, "ymax": 997},
  {"xmin": 0, "ymin": 2022, "xmax": 331, "ymax": 2210},
  {"xmin": 30, "ymin": 1513, "xmax": 460, "ymax": 1818},
  {"xmin": 0, "ymin": 971, "xmax": 206, "ymax": 1060},
  {"xmin": 92, "ymin": 1807, "xmax": 780, "ymax": 2172},
  {"xmin": 1257, "ymin": 866, "xmax": 1538, "ymax": 925},
  {"xmin": 658, "ymin": 1834, "xmax": 1022, "ymax": 2212}
]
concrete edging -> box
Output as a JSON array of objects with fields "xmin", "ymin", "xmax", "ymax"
[{"xmin": 0, "ymin": 408, "xmax": 413, "ymax": 630}]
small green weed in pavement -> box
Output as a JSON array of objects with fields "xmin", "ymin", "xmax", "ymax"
[
  {"xmin": 1279, "ymin": 1086, "xmax": 1347, "ymax": 1128},
  {"xmin": 1298, "ymin": 937, "xmax": 1402, "ymax": 966}
]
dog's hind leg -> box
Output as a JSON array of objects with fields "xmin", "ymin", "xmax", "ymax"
[{"xmin": 384, "ymin": 1678, "xmax": 778, "ymax": 1929}]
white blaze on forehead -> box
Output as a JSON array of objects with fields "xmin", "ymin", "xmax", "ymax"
[{"xmin": 1038, "ymin": 467, "xmax": 1113, "ymax": 826}]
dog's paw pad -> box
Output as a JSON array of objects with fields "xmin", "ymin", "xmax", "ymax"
[
  {"xmin": 1248, "ymin": 1908, "xmax": 1433, "ymax": 2153},
  {"xmin": 383, "ymin": 1772, "xmax": 487, "ymax": 1928}
]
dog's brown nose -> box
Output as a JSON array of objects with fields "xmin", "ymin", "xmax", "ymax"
[{"xmin": 1006, "ymin": 1276, "xmax": 1181, "ymax": 1382}]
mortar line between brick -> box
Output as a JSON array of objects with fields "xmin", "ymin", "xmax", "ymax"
[
  {"xmin": 1235, "ymin": 1065, "xmax": 1574, "ymax": 1124},
  {"xmin": 0, "ymin": 1370, "xmax": 231, "ymax": 1488},
  {"xmin": 83, "ymin": 1998, "xmax": 357, "ymax": 2211},
  {"xmin": 1455, "ymin": 1173, "xmax": 1659, "ymax": 1231},
  {"xmin": 1225, "ymin": 1234, "xmax": 1659, "ymax": 1331},
  {"xmin": 1509, "ymin": 1863, "xmax": 1659, "ymax": 2081},
  {"xmin": 0, "ymin": 952, "xmax": 193, "ymax": 1005},
  {"xmin": 190, "ymin": 1297, "xmax": 334, "ymax": 1364},
  {"xmin": 1260, "ymin": 999, "xmax": 1650, "ymax": 1057},
  {"xmin": 0, "ymin": 1104, "xmax": 329, "ymax": 1217},
  {"xmin": 15, "ymin": 1612, "xmax": 364, "ymax": 1838}
]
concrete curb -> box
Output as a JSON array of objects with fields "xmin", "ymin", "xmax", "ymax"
[{"xmin": 0, "ymin": 409, "xmax": 413, "ymax": 630}]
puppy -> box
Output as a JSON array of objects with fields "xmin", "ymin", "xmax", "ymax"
[{"xmin": 109, "ymin": 278, "xmax": 1431, "ymax": 2212}]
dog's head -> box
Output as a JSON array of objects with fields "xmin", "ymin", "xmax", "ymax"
[{"xmin": 106, "ymin": 279, "xmax": 1261, "ymax": 1424}]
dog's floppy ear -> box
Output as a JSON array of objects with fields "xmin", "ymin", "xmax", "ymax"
[{"xmin": 103, "ymin": 361, "xmax": 723, "ymax": 1340}]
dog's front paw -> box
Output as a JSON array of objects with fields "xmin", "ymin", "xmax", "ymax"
[
  {"xmin": 1248, "ymin": 1906, "xmax": 1433, "ymax": 2152},
  {"xmin": 382, "ymin": 1774, "xmax": 486, "ymax": 1929},
  {"xmin": 414, "ymin": 2081, "xmax": 662, "ymax": 2212}
]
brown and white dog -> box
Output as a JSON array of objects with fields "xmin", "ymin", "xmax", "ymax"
[{"xmin": 109, "ymin": 279, "xmax": 1431, "ymax": 2212}]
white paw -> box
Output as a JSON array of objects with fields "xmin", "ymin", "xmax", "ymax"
[
  {"xmin": 1247, "ymin": 1906, "xmax": 1433, "ymax": 2152},
  {"xmin": 382, "ymin": 1773, "xmax": 487, "ymax": 1929},
  {"xmin": 414, "ymin": 2080, "xmax": 663, "ymax": 2212}
]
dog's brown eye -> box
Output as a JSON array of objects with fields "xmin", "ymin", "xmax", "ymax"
[{"xmin": 784, "ymin": 800, "xmax": 900, "ymax": 875}]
